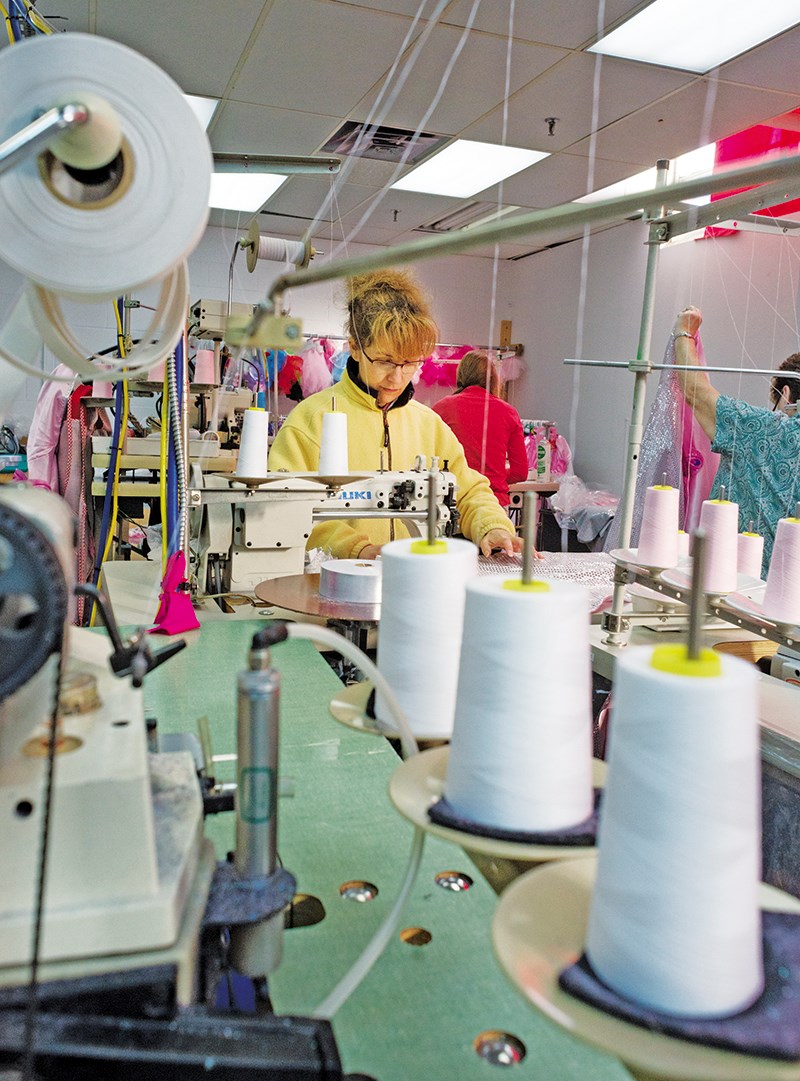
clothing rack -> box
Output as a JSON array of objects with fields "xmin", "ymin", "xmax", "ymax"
[{"xmin": 299, "ymin": 332, "xmax": 522, "ymax": 359}]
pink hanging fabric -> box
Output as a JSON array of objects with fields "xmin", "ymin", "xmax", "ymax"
[{"xmin": 605, "ymin": 333, "xmax": 719, "ymax": 550}]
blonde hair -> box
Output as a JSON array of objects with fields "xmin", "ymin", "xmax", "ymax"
[
  {"xmin": 456, "ymin": 350, "xmax": 500, "ymax": 396},
  {"xmin": 345, "ymin": 269, "xmax": 438, "ymax": 359}
]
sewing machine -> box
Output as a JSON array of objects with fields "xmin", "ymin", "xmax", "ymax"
[
  {"xmin": 0, "ymin": 484, "xmax": 340, "ymax": 1075},
  {"xmin": 190, "ymin": 460, "xmax": 459, "ymax": 597}
]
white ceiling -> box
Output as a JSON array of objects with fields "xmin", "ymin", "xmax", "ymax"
[{"xmin": 12, "ymin": 0, "xmax": 800, "ymax": 259}]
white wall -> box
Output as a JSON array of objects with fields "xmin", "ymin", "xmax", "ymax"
[
  {"xmin": 503, "ymin": 219, "xmax": 800, "ymax": 494},
  {"xmin": 4, "ymin": 215, "xmax": 799, "ymax": 499}
]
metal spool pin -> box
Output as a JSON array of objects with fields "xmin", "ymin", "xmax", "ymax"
[
  {"xmin": 688, "ymin": 529, "xmax": 707, "ymax": 660},
  {"xmin": 427, "ymin": 473, "xmax": 437, "ymax": 545},
  {"xmin": 521, "ymin": 491, "xmax": 535, "ymax": 584}
]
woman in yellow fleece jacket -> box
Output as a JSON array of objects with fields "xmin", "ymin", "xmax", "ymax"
[{"xmin": 268, "ymin": 269, "xmax": 524, "ymax": 561}]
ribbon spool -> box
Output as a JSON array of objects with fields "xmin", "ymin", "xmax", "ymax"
[
  {"xmin": 319, "ymin": 559, "xmax": 381, "ymax": 604},
  {"xmin": 244, "ymin": 219, "xmax": 312, "ymax": 272},
  {"xmin": 0, "ymin": 33, "xmax": 211, "ymax": 380}
]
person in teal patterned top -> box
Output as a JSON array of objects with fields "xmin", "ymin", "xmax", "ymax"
[{"xmin": 672, "ymin": 305, "xmax": 800, "ymax": 577}]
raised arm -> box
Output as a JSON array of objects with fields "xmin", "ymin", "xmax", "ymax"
[{"xmin": 672, "ymin": 305, "xmax": 719, "ymax": 441}]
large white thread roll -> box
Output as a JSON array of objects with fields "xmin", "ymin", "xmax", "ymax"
[
  {"xmin": 737, "ymin": 530, "xmax": 765, "ymax": 581},
  {"xmin": 319, "ymin": 559, "xmax": 381, "ymax": 604},
  {"xmin": 236, "ymin": 408, "xmax": 269, "ymax": 477},
  {"xmin": 0, "ymin": 33, "xmax": 211, "ymax": 298},
  {"xmin": 637, "ymin": 484, "xmax": 679, "ymax": 567},
  {"xmin": 375, "ymin": 538, "xmax": 478, "ymax": 738},
  {"xmin": 762, "ymin": 517, "xmax": 800, "ymax": 624},
  {"xmin": 318, "ymin": 411, "xmax": 349, "ymax": 476},
  {"xmin": 586, "ymin": 645, "xmax": 762, "ymax": 1018},
  {"xmin": 244, "ymin": 220, "xmax": 310, "ymax": 272},
  {"xmin": 444, "ymin": 578, "xmax": 593, "ymax": 831},
  {"xmin": 698, "ymin": 498, "xmax": 739, "ymax": 593}
]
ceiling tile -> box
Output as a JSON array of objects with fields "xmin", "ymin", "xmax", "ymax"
[
  {"xmin": 229, "ymin": 0, "xmax": 425, "ymax": 113},
  {"xmin": 94, "ymin": 0, "xmax": 266, "ymax": 97},
  {"xmin": 353, "ymin": 22, "xmax": 567, "ymax": 135},
  {"xmin": 463, "ymin": 53, "xmax": 694, "ymax": 152},
  {"xmin": 496, "ymin": 152, "xmax": 653, "ymax": 207},
  {"xmin": 211, "ymin": 102, "xmax": 340, "ymax": 155},
  {"xmin": 570, "ymin": 79, "xmax": 800, "ymax": 167},
  {"xmin": 440, "ymin": 0, "xmax": 647, "ymax": 50},
  {"xmin": 719, "ymin": 25, "xmax": 800, "ymax": 94}
]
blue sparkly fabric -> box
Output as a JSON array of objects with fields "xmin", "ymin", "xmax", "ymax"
[
  {"xmin": 711, "ymin": 397, "xmax": 800, "ymax": 577},
  {"xmin": 559, "ymin": 911, "xmax": 800, "ymax": 1060},
  {"xmin": 427, "ymin": 789, "xmax": 600, "ymax": 846}
]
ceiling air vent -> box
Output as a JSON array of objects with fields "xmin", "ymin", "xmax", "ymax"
[{"xmin": 321, "ymin": 121, "xmax": 447, "ymax": 164}]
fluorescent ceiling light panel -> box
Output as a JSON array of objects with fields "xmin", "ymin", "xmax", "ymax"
[
  {"xmin": 390, "ymin": 140, "xmax": 548, "ymax": 198},
  {"xmin": 576, "ymin": 143, "xmax": 716, "ymax": 205},
  {"xmin": 589, "ymin": 0, "xmax": 800, "ymax": 73},
  {"xmin": 209, "ymin": 173, "xmax": 287, "ymax": 213},
  {"xmin": 184, "ymin": 93, "xmax": 219, "ymax": 130}
]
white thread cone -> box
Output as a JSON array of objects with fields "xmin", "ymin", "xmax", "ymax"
[
  {"xmin": 236, "ymin": 407, "xmax": 269, "ymax": 477},
  {"xmin": 375, "ymin": 537, "xmax": 478, "ymax": 738},
  {"xmin": 762, "ymin": 517, "xmax": 800, "ymax": 625},
  {"xmin": 586, "ymin": 645, "xmax": 762, "ymax": 1017},
  {"xmin": 637, "ymin": 485, "xmax": 679, "ymax": 567},
  {"xmin": 318, "ymin": 411, "xmax": 349, "ymax": 475},
  {"xmin": 698, "ymin": 499, "xmax": 739, "ymax": 593},
  {"xmin": 445, "ymin": 577, "xmax": 593, "ymax": 831}
]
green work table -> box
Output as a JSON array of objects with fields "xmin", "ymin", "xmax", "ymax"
[{"xmin": 145, "ymin": 620, "xmax": 631, "ymax": 1081}]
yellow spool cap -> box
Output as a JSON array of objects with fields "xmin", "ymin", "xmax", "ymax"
[
  {"xmin": 410, "ymin": 540, "xmax": 448, "ymax": 555},
  {"xmin": 652, "ymin": 484, "xmax": 674, "ymax": 491},
  {"xmin": 742, "ymin": 531, "xmax": 761, "ymax": 538},
  {"xmin": 708, "ymin": 499, "xmax": 732, "ymax": 505},
  {"xmin": 783, "ymin": 518, "xmax": 800, "ymax": 526},
  {"xmin": 503, "ymin": 579, "xmax": 550, "ymax": 593},
  {"xmin": 650, "ymin": 644, "xmax": 722, "ymax": 678}
]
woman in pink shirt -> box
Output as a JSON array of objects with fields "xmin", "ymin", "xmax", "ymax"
[{"xmin": 432, "ymin": 350, "xmax": 528, "ymax": 506}]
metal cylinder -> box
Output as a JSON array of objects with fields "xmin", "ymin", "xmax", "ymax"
[{"xmin": 235, "ymin": 644, "xmax": 280, "ymax": 879}]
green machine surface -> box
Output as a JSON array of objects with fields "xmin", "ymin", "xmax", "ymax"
[{"xmin": 145, "ymin": 619, "xmax": 631, "ymax": 1081}]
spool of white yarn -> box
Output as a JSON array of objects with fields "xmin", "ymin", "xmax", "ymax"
[
  {"xmin": 375, "ymin": 537, "xmax": 478, "ymax": 738},
  {"xmin": 737, "ymin": 530, "xmax": 765, "ymax": 581},
  {"xmin": 676, "ymin": 530, "xmax": 690, "ymax": 558},
  {"xmin": 762, "ymin": 517, "xmax": 800, "ymax": 625},
  {"xmin": 193, "ymin": 349, "xmax": 217, "ymax": 385},
  {"xmin": 318, "ymin": 411, "xmax": 349, "ymax": 476},
  {"xmin": 445, "ymin": 578, "xmax": 593, "ymax": 831},
  {"xmin": 698, "ymin": 498, "xmax": 739, "ymax": 593},
  {"xmin": 0, "ymin": 33, "xmax": 210, "ymax": 385},
  {"xmin": 244, "ymin": 220, "xmax": 310, "ymax": 271},
  {"xmin": 0, "ymin": 34, "xmax": 210, "ymax": 298},
  {"xmin": 319, "ymin": 559, "xmax": 381, "ymax": 604},
  {"xmin": 586, "ymin": 644, "xmax": 762, "ymax": 1018},
  {"xmin": 637, "ymin": 484, "xmax": 679, "ymax": 567},
  {"xmin": 236, "ymin": 408, "xmax": 269, "ymax": 478}
]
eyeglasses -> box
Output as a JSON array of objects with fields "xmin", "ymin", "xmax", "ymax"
[{"xmin": 362, "ymin": 348, "xmax": 422, "ymax": 376}]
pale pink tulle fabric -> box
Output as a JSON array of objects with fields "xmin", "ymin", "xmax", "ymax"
[{"xmin": 605, "ymin": 334, "xmax": 719, "ymax": 551}]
